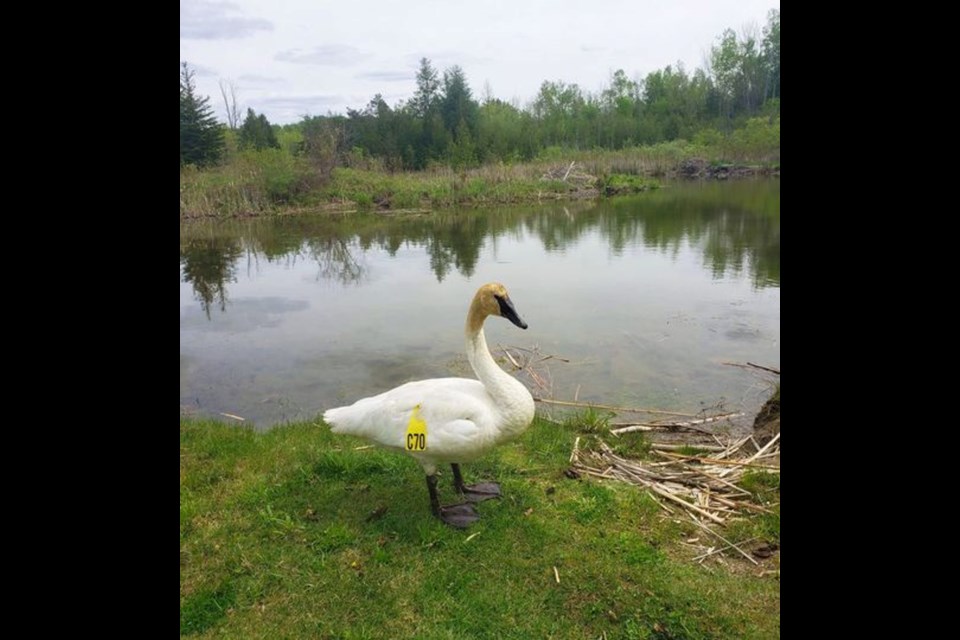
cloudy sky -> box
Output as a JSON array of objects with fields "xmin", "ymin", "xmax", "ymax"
[{"xmin": 180, "ymin": 0, "xmax": 779, "ymax": 125}]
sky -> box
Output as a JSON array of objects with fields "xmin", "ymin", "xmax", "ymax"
[{"xmin": 180, "ymin": 0, "xmax": 779, "ymax": 125}]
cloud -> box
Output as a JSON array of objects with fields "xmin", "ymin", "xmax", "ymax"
[
  {"xmin": 275, "ymin": 45, "xmax": 369, "ymax": 66},
  {"xmin": 183, "ymin": 61, "xmax": 218, "ymax": 77},
  {"xmin": 250, "ymin": 94, "xmax": 348, "ymax": 119},
  {"xmin": 255, "ymin": 95, "xmax": 344, "ymax": 109},
  {"xmin": 238, "ymin": 73, "xmax": 286, "ymax": 85},
  {"xmin": 355, "ymin": 70, "xmax": 412, "ymax": 83},
  {"xmin": 180, "ymin": 0, "xmax": 273, "ymax": 40},
  {"xmin": 404, "ymin": 50, "xmax": 489, "ymax": 69}
]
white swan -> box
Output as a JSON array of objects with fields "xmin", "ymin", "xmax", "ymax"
[{"xmin": 323, "ymin": 283, "xmax": 535, "ymax": 527}]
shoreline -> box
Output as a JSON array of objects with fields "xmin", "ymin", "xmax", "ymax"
[{"xmin": 180, "ymin": 158, "xmax": 779, "ymax": 221}]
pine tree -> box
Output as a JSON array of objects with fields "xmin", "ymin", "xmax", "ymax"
[
  {"xmin": 180, "ymin": 62, "xmax": 225, "ymax": 166},
  {"xmin": 238, "ymin": 108, "xmax": 280, "ymax": 150},
  {"xmin": 411, "ymin": 58, "xmax": 439, "ymax": 118},
  {"xmin": 439, "ymin": 66, "xmax": 478, "ymax": 135}
]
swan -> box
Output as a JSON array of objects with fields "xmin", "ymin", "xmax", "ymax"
[{"xmin": 323, "ymin": 283, "xmax": 535, "ymax": 528}]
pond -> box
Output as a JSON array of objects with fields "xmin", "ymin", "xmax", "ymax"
[{"xmin": 180, "ymin": 180, "xmax": 780, "ymax": 427}]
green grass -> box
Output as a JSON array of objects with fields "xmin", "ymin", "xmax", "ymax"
[
  {"xmin": 317, "ymin": 165, "xmax": 584, "ymax": 212},
  {"xmin": 601, "ymin": 173, "xmax": 660, "ymax": 196},
  {"xmin": 180, "ymin": 149, "xmax": 321, "ymax": 218},
  {"xmin": 180, "ymin": 416, "xmax": 780, "ymax": 638}
]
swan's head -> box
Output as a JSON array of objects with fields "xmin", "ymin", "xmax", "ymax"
[{"xmin": 470, "ymin": 283, "xmax": 528, "ymax": 331}]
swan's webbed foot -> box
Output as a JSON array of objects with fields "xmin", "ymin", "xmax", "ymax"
[
  {"xmin": 460, "ymin": 482, "xmax": 502, "ymax": 502},
  {"xmin": 451, "ymin": 463, "xmax": 502, "ymax": 502},
  {"xmin": 438, "ymin": 503, "xmax": 480, "ymax": 528},
  {"xmin": 426, "ymin": 473, "xmax": 481, "ymax": 528}
]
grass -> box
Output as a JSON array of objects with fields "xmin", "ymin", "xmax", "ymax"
[
  {"xmin": 180, "ymin": 413, "xmax": 780, "ymax": 638},
  {"xmin": 180, "ymin": 149, "xmax": 321, "ymax": 218},
  {"xmin": 180, "ymin": 130, "xmax": 780, "ymax": 219},
  {"xmin": 318, "ymin": 165, "xmax": 584, "ymax": 211}
]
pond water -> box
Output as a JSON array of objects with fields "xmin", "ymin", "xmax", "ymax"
[{"xmin": 180, "ymin": 180, "xmax": 780, "ymax": 427}]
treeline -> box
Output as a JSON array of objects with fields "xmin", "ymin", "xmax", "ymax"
[{"xmin": 181, "ymin": 10, "xmax": 779, "ymax": 171}]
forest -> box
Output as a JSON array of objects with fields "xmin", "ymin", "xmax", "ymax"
[{"xmin": 180, "ymin": 10, "xmax": 779, "ymax": 214}]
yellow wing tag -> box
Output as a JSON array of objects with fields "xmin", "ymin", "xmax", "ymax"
[{"xmin": 405, "ymin": 404, "xmax": 427, "ymax": 451}]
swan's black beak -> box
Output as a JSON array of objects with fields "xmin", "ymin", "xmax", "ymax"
[{"xmin": 497, "ymin": 295, "xmax": 528, "ymax": 329}]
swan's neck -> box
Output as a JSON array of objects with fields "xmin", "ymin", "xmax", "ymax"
[
  {"xmin": 465, "ymin": 324, "xmax": 534, "ymax": 435},
  {"xmin": 466, "ymin": 327, "xmax": 511, "ymax": 395}
]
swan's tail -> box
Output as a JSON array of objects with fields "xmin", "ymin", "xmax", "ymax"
[{"xmin": 322, "ymin": 406, "xmax": 351, "ymax": 433}]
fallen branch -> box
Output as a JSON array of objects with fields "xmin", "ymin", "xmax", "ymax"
[
  {"xmin": 500, "ymin": 347, "xmax": 522, "ymax": 369},
  {"xmin": 610, "ymin": 412, "xmax": 743, "ymax": 435},
  {"xmin": 693, "ymin": 536, "xmax": 761, "ymax": 563},
  {"xmin": 648, "ymin": 485, "xmax": 725, "ymax": 524},
  {"xmin": 722, "ymin": 361, "xmax": 781, "ymax": 375},
  {"xmin": 534, "ymin": 397, "xmax": 699, "ymax": 417},
  {"xmin": 655, "ymin": 451, "xmax": 781, "ymax": 471},
  {"xmin": 720, "ymin": 432, "xmax": 780, "ymax": 477},
  {"xmin": 650, "ymin": 443, "xmax": 726, "ymax": 452},
  {"xmin": 502, "ymin": 344, "xmax": 570, "ymax": 363},
  {"xmin": 687, "ymin": 514, "xmax": 759, "ymax": 565}
]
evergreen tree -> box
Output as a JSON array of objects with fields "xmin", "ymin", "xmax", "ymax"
[
  {"xmin": 239, "ymin": 108, "xmax": 280, "ymax": 150},
  {"xmin": 180, "ymin": 63, "xmax": 224, "ymax": 166},
  {"xmin": 411, "ymin": 58, "xmax": 440, "ymax": 118},
  {"xmin": 439, "ymin": 66, "xmax": 478, "ymax": 136}
]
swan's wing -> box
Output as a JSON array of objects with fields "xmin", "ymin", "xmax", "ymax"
[{"xmin": 324, "ymin": 378, "xmax": 492, "ymax": 451}]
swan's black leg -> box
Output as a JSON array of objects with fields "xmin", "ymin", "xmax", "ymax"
[
  {"xmin": 451, "ymin": 463, "xmax": 501, "ymax": 502},
  {"xmin": 426, "ymin": 474, "xmax": 442, "ymax": 516},
  {"xmin": 426, "ymin": 473, "xmax": 478, "ymax": 528}
]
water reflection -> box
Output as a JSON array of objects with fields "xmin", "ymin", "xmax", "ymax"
[
  {"xmin": 179, "ymin": 237, "xmax": 242, "ymax": 317},
  {"xmin": 180, "ymin": 181, "xmax": 779, "ymax": 314}
]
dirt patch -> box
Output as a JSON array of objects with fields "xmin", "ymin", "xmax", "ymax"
[
  {"xmin": 674, "ymin": 157, "xmax": 776, "ymax": 180},
  {"xmin": 753, "ymin": 388, "xmax": 780, "ymax": 446}
]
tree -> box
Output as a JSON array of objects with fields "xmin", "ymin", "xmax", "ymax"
[
  {"xmin": 597, "ymin": 70, "xmax": 641, "ymax": 147},
  {"xmin": 219, "ymin": 79, "xmax": 242, "ymax": 130},
  {"xmin": 440, "ymin": 66, "xmax": 478, "ymax": 133},
  {"xmin": 762, "ymin": 10, "xmax": 780, "ymax": 101},
  {"xmin": 708, "ymin": 24, "xmax": 773, "ymax": 122},
  {"xmin": 180, "ymin": 62, "xmax": 224, "ymax": 166},
  {"xmin": 300, "ymin": 115, "xmax": 346, "ymax": 179},
  {"xmin": 238, "ymin": 108, "xmax": 279, "ymax": 150},
  {"xmin": 709, "ymin": 29, "xmax": 740, "ymax": 120},
  {"xmin": 411, "ymin": 58, "xmax": 440, "ymax": 118},
  {"xmin": 533, "ymin": 81, "xmax": 586, "ymax": 147},
  {"xmin": 477, "ymin": 99, "xmax": 534, "ymax": 161}
]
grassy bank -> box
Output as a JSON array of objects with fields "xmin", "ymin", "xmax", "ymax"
[
  {"xmin": 180, "ymin": 132, "xmax": 779, "ymax": 219},
  {"xmin": 180, "ymin": 415, "xmax": 780, "ymax": 638}
]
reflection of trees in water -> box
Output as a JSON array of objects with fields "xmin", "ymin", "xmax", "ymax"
[
  {"xmin": 306, "ymin": 237, "xmax": 364, "ymax": 284},
  {"xmin": 626, "ymin": 183, "xmax": 780, "ymax": 287},
  {"xmin": 523, "ymin": 181, "xmax": 781, "ymax": 287},
  {"xmin": 180, "ymin": 237, "xmax": 243, "ymax": 317},
  {"xmin": 343, "ymin": 212, "xmax": 488, "ymax": 282},
  {"xmin": 179, "ymin": 181, "xmax": 780, "ymax": 315},
  {"xmin": 425, "ymin": 215, "xmax": 486, "ymax": 281},
  {"xmin": 700, "ymin": 211, "xmax": 780, "ymax": 287}
]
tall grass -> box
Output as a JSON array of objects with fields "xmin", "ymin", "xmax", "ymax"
[{"xmin": 180, "ymin": 149, "xmax": 320, "ymax": 218}]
